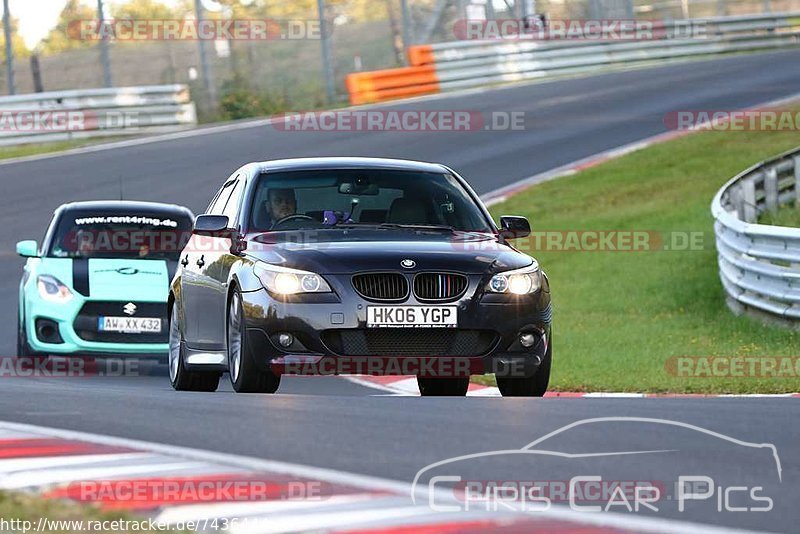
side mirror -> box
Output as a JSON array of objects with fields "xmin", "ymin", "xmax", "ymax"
[
  {"xmin": 499, "ymin": 216, "xmax": 531, "ymax": 239},
  {"xmin": 193, "ymin": 215, "xmax": 230, "ymax": 236},
  {"xmin": 16, "ymin": 240, "xmax": 38, "ymax": 257}
]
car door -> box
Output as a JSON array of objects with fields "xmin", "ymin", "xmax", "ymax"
[
  {"xmin": 181, "ymin": 180, "xmax": 234, "ymax": 348},
  {"xmin": 198, "ymin": 174, "xmax": 245, "ymax": 349}
]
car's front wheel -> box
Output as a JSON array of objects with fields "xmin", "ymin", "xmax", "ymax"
[
  {"xmin": 496, "ymin": 338, "xmax": 552, "ymax": 397},
  {"xmin": 227, "ymin": 289, "xmax": 280, "ymax": 394},
  {"xmin": 16, "ymin": 313, "xmax": 48, "ymax": 369},
  {"xmin": 169, "ymin": 303, "xmax": 220, "ymax": 392},
  {"xmin": 417, "ymin": 376, "xmax": 469, "ymax": 396}
]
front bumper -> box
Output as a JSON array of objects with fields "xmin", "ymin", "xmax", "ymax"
[
  {"xmin": 23, "ymin": 295, "xmax": 168, "ymax": 357},
  {"xmin": 241, "ymin": 273, "xmax": 551, "ymax": 378}
]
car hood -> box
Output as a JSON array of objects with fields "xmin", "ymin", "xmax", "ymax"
[
  {"xmin": 245, "ymin": 231, "xmax": 533, "ymax": 274},
  {"xmin": 38, "ymin": 257, "xmax": 172, "ymax": 301}
]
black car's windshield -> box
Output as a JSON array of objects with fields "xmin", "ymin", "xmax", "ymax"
[
  {"xmin": 48, "ymin": 211, "xmax": 193, "ymax": 260},
  {"xmin": 249, "ymin": 169, "xmax": 493, "ymax": 232}
]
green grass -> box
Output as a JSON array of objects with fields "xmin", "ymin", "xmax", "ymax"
[
  {"xmin": 480, "ymin": 124, "xmax": 800, "ymax": 393},
  {"xmin": 0, "ymin": 138, "xmax": 127, "ymax": 161},
  {"xmin": 0, "ymin": 491, "xmax": 185, "ymax": 533},
  {"xmin": 758, "ymin": 203, "xmax": 800, "ymax": 227}
]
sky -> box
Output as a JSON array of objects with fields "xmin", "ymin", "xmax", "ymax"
[{"xmin": 0, "ymin": 0, "xmax": 183, "ymax": 49}]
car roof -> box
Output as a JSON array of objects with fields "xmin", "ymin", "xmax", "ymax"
[
  {"xmin": 252, "ymin": 157, "xmax": 449, "ymax": 175},
  {"xmin": 57, "ymin": 200, "xmax": 194, "ymax": 217}
]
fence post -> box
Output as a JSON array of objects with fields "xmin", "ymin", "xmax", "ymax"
[
  {"xmin": 317, "ymin": 0, "xmax": 336, "ymax": 104},
  {"xmin": 2, "ymin": 0, "xmax": 14, "ymax": 95},
  {"xmin": 30, "ymin": 53, "xmax": 43, "ymax": 92},
  {"xmin": 194, "ymin": 0, "xmax": 216, "ymax": 107},
  {"xmin": 764, "ymin": 167, "xmax": 779, "ymax": 214},
  {"xmin": 400, "ymin": 0, "xmax": 412, "ymax": 53},
  {"xmin": 96, "ymin": 0, "xmax": 113, "ymax": 88}
]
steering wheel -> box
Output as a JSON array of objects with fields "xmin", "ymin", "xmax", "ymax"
[{"xmin": 270, "ymin": 214, "xmax": 314, "ymax": 229}]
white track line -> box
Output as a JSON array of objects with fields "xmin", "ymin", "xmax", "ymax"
[
  {"xmin": 154, "ymin": 493, "xmax": 382, "ymax": 524},
  {"xmin": 0, "ymin": 452, "xmax": 155, "ymax": 472},
  {"xmin": 0, "ymin": 460, "xmax": 208, "ymax": 490}
]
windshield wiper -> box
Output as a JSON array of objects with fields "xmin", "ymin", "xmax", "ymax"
[
  {"xmin": 378, "ymin": 223, "xmax": 455, "ymax": 233},
  {"xmin": 319, "ymin": 222, "xmax": 457, "ymax": 233}
]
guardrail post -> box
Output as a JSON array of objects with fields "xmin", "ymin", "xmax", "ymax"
[
  {"xmin": 764, "ymin": 167, "xmax": 779, "ymax": 213},
  {"xmin": 794, "ymin": 155, "xmax": 800, "ymax": 205},
  {"xmin": 741, "ymin": 178, "xmax": 757, "ymax": 223}
]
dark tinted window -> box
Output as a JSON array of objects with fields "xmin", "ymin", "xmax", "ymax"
[
  {"xmin": 249, "ymin": 169, "xmax": 491, "ymax": 232},
  {"xmin": 48, "ymin": 210, "xmax": 193, "ymax": 260}
]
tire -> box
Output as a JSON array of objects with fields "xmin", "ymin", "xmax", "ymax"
[
  {"xmin": 227, "ymin": 289, "xmax": 280, "ymax": 394},
  {"xmin": 169, "ymin": 302, "xmax": 220, "ymax": 392},
  {"xmin": 496, "ymin": 337, "xmax": 552, "ymax": 398},
  {"xmin": 417, "ymin": 376, "xmax": 469, "ymax": 396},
  {"xmin": 16, "ymin": 313, "xmax": 48, "ymax": 369}
]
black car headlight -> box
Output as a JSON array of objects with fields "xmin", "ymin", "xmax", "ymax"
[
  {"xmin": 486, "ymin": 262, "xmax": 541, "ymax": 295},
  {"xmin": 254, "ymin": 261, "xmax": 332, "ymax": 295}
]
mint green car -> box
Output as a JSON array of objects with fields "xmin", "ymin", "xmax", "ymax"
[{"xmin": 17, "ymin": 201, "xmax": 193, "ymax": 363}]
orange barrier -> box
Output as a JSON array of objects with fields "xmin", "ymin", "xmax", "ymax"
[
  {"xmin": 345, "ymin": 51, "xmax": 440, "ymax": 105},
  {"xmin": 406, "ymin": 45, "xmax": 435, "ymax": 66}
]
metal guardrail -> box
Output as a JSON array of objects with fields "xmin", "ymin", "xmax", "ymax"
[
  {"xmin": 712, "ymin": 147, "xmax": 800, "ymax": 326},
  {"xmin": 346, "ymin": 12, "xmax": 800, "ymax": 104},
  {"xmin": 0, "ymin": 84, "xmax": 197, "ymax": 147}
]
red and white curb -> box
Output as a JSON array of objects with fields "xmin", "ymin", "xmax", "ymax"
[
  {"xmin": 346, "ymin": 375, "xmax": 800, "ymax": 398},
  {"xmin": 0, "ymin": 421, "xmax": 754, "ymax": 533},
  {"xmin": 347, "ymin": 375, "xmax": 502, "ymax": 397}
]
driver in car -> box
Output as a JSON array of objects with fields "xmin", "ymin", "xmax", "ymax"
[{"xmin": 266, "ymin": 188, "xmax": 297, "ymax": 225}]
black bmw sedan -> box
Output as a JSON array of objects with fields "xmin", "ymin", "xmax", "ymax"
[{"xmin": 169, "ymin": 158, "xmax": 551, "ymax": 397}]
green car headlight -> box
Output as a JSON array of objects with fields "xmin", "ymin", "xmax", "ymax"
[{"xmin": 37, "ymin": 275, "xmax": 74, "ymax": 303}]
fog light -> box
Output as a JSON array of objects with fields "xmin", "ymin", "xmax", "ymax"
[
  {"xmin": 35, "ymin": 318, "xmax": 63, "ymax": 344},
  {"xmin": 519, "ymin": 333, "xmax": 536, "ymax": 348},
  {"xmin": 277, "ymin": 333, "xmax": 294, "ymax": 348}
]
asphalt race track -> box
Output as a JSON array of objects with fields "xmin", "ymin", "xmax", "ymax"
[{"xmin": 1, "ymin": 50, "xmax": 799, "ymax": 532}]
